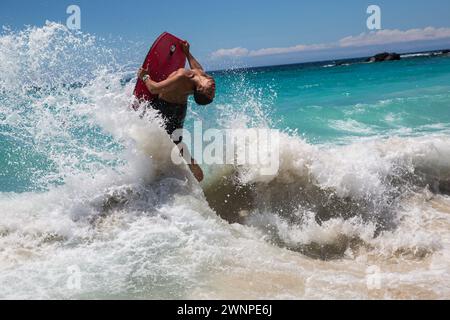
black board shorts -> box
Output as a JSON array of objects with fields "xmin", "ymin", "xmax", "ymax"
[{"xmin": 148, "ymin": 97, "xmax": 187, "ymax": 143}]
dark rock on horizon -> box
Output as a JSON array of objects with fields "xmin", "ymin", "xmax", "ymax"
[{"xmin": 366, "ymin": 52, "xmax": 401, "ymax": 63}]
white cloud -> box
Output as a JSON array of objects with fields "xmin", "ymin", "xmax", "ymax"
[
  {"xmin": 248, "ymin": 43, "xmax": 332, "ymax": 57},
  {"xmin": 339, "ymin": 27, "xmax": 450, "ymax": 47},
  {"xmin": 210, "ymin": 27, "xmax": 450, "ymax": 59},
  {"xmin": 211, "ymin": 47, "xmax": 249, "ymax": 58}
]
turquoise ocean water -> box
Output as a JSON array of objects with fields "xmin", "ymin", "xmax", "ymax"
[
  {"xmin": 1, "ymin": 23, "xmax": 450, "ymax": 299},
  {"xmin": 209, "ymin": 55, "xmax": 450, "ymax": 143}
]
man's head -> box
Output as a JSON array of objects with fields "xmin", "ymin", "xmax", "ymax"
[{"xmin": 194, "ymin": 73, "xmax": 215, "ymax": 105}]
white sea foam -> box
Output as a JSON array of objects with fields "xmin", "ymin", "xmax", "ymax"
[
  {"xmin": 401, "ymin": 52, "xmax": 434, "ymax": 58},
  {"xmin": 329, "ymin": 119, "xmax": 377, "ymax": 134}
]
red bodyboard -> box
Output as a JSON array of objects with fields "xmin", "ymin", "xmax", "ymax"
[{"xmin": 134, "ymin": 32, "xmax": 186, "ymax": 102}]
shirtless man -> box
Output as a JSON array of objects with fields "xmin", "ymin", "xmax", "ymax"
[{"xmin": 137, "ymin": 41, "xmax": 215, "ymax": 182}]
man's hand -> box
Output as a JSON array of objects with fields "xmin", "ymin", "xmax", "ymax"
[
  {"xmin": 181, "ymin": 40, "xmax": 190, "ymax": 56},
  {"xmin": 137, "ymin": 67, "xmax": 148, "ymax": 81}
]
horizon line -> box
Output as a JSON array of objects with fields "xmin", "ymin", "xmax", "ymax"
[{"xmin": 207, "ymin": 47, "xmax": 450, "ymax": 73}]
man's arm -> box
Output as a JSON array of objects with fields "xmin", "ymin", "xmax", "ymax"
[
  {"xmin": 137, "ymin": 68, "xmax": 181, "ymax": 94},
  {"xmin": 181, "ymin": 41, "xmax": 204, "ymax": 71},
  {"xmin": 186, "ymin": 52, "xmax": 204, "ymax": 71}
]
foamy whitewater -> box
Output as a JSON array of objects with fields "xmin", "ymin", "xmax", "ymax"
[{"xmin": 1, "ymin": 23, "xmax": 450, "ymax": 299}]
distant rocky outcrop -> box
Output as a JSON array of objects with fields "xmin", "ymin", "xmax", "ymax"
[
  {"xmin": 440, "ymin": 49, "xmax": 450, "ymax": 56},
  {"xmin": 366, "ymin": 52, "xmax": 401, "ymax": 63}
]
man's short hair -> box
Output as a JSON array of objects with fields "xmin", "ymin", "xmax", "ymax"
[{"xmin": 194, "ymin": 90, "xmax": 213, "ymax": 106}]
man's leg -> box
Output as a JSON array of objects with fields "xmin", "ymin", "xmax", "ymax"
[
  {"xmin": 188, "ymin": 160, "xmax": 204, "ymax": 182},
  {"xmin": 176, "ymin": 141, "xmax": 204, "ymax": 182}
]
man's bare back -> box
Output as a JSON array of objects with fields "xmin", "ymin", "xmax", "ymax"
[{"xmin": 157, "ymin": 69, "xmax": 196, "ymax": 105}]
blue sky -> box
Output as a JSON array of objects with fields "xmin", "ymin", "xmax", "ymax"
[{"xmin": 1, "ymin": 0, "xmax": 450, "ymax": 69}]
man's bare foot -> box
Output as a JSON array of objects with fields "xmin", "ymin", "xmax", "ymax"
[{"xmin": 188, "ymin": 163, "xmax": 204, "ymax": 182}]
